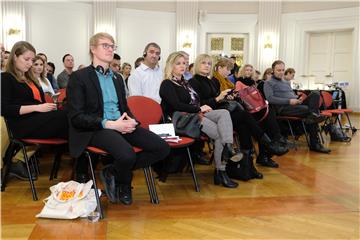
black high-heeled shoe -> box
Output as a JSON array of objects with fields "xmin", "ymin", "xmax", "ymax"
[
  {"xmin": 222, "ymin": 143, "xmax": 243, "ymax": 162},
  {"xmin": 214, "ymin": 169, "xmax": 238, "ymax": 188}
]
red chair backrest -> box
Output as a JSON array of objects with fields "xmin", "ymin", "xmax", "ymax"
[
  {"xmin": 127, "ymin": 96, "xmax": 163, "ymax": 129},
  {"xmin": 320, "ymin": 91, "xmax": 333, "ymax": 109}
]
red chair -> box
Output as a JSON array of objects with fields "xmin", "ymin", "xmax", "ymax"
[
  {"xmin": 1, "ymin": 118, "xmax": 68, "ymax": 201},
  {"xmin": 320, "ymin": 91, "xmax": 354, "ymax": 135},
  {"xmin": 127, "ymin": 96, "xmax": 200, "ymax": 192}
]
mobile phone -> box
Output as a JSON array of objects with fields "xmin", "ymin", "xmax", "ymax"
[{"xmin": 226, "ymin": 89, "xmax": 235, "ymax": 96}]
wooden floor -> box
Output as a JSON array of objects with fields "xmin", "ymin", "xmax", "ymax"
[{"xmin": 1, "ymin": 115, "xmax": 359, "ymax": 239}]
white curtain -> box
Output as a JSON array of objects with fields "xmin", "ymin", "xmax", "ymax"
[
  {"xmin": 93, "ymin": 1, "xmax": 117, "ymax": 39},
  {"xmin": 257, "ymin": 1, "xmax": 282, "ymax": 72},
  {"xmin": 1, "ymin": 1, "xmax": 26, "ymax": 50},
  {"xmin": 176, "ymin": 1, "xmax": 198, "ymax": 63}
]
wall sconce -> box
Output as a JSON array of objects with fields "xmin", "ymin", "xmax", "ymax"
[
  {"xmin": 182, "ymin": 34, "xmax": 192, "ymax": 49},
  {"xmin": 264, "ymin": 35, "xmax": 272, "ymax": 49},
  {"xmin": 182, "ymin": 41, "xmax": 192, "ymax": 49},
  {"xmin": 7, "ymin": 28, "xmax": 21, "ymax": 36}
]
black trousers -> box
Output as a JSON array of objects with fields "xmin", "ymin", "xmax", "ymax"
[
  {"xmin": 275, "ymin": 91, "xmax": 320, "ymax": 117},
  {"xmin": 253, "ymin": 107, "xmax": 282, "ymax": 140},
  {"xmin": 230, "ymin": 109, "xmax": 264, "ymax": 149},
  {"xmin": 87, "ymin": 127, "xmax": 170, "ymax": 184},
  {"xmin": 9, "ymin": 110, "xmax": 68, "ymax": 139},
  {"xmin": 274, "ymin": 91, "xmax": 321, "ymax": 146}
]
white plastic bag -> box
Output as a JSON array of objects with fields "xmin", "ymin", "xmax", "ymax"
[{"xmin": 36, "ymin": 180, "xmax": 101, "ymax": 219}]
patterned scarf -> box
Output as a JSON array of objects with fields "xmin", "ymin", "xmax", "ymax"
[{"xmin": 172, "ymin": 76, "xmax": 200, "ymax": 107}]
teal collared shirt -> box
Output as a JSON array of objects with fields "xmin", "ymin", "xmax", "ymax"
[{"xmin": 95, "ymin": 69, "xmax": 121, "ymax": 128}]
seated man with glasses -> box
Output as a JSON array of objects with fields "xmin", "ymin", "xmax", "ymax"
[{"xmin": 67, "ymin": 32, "xmax": 170, "ymax": 205}]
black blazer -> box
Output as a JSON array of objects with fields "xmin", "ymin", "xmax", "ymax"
[
  {"xmin": 1, "ymin": 72, "xmax": 49, "ymax": 137},
  {"xmin": 1, "ymin": 72, "xmax": 45, "ymax": 118},
  {"xmin": 189, "ymin": 74, "xmax": 220, "ymax": 110},
  {"xmin": 67, "ymin": 65, "xmax": 136, "ymax": 157}
]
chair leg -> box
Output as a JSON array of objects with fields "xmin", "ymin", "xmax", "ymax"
[
  {"xmin": 148, "ymin": 166, "xmax": 159, "ymax": 204},
  {"xmin": 318, "ymin": 124, "xmax": 325, "ymax": 144},
  {"xmin": 32, "ymin": 155, "xmax": 40, "ymax": 176},
  {"xmin": 85, "ymin": 151, "xmax": 104, "ymax": 219},
  {"xmin": 344, "ymin": 113, "xmax": 355, "ymax": 135},
  {"xmin": 50, "ymin": 147, "xmax": 62, "ymax": 180},
  {"xmin": 143, "ymin": 167, "xmax": 155, "ymax": 203},
  {"xmin": 286, "ymin": 120, "xmax": 297, "ymax": 150},
  {"xmin": 301, "ymin": 121, "xmax": 310, "ymax": 147},
  {"xmin": 186, "ymin": 147, "xmax": 200, "ymax": 192},
  {"xmin": 144, "ymin": 167, "xmax": 159, "ymax": 204},
  {"xmin": 336, "ymin": 115, "xmax": 348, "ymax": 139},
  {"xmin": 1, "ymin": 142, "xmax": 17, "ymax": 192},
  {"xmin": 21, "ymin": 144, "xmax": 38, "ymax": 201}
]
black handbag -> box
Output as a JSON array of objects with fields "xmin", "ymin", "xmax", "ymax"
[
  {"xmin": 218, "ymin": 100, "xmax": 244, "ymax": 112},
  {"xmin": 172, "ymin": 111, "xmax": 202, "ymax": 139}
]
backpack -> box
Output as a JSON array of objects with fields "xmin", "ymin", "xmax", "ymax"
[{"xmin": 152, "ymin": 148, "xmax": 188, "ymax": 182}]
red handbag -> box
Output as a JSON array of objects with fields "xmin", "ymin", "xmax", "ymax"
[{"xmin": 235, "ymin": 81, "xmax": 269, "ymax": 122}]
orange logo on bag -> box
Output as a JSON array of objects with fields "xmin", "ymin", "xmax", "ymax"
[{"xmin": 58, "ymin": 190, "xmax": 75, "ymax": 201}]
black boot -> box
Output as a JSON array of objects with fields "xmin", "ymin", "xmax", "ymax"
[
  {"xmin": 118, "ymin": 184, "xmax": 133, "ymax": 205},
  {"xmin": 214, "ymin": 169, "xmax": 238, "ymax": 188},
  {"xmin": 309, "ymin": 123, "xmax": 331, "ymax": 153},
  {"xmin": 256, "ymin": 153, "xmax": 279, "ymax": 168},
  {"xmin": 260, "ymin": 134, "xmax": 289, "ymax": 156},
  {"xmin": 243, "ymin": 150, "xmax": 263, "ymax": 179},
  {"xmin": 222, "ymin": 143, "xmax": 243, "ymax": 162}
]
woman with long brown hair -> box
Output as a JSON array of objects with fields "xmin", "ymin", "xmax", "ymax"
[
  {"xmin": 1, "ymin": 41, "xmax": 68, "ymax": 176},
  {"xmin": 1, "ymin": 41, "xmax": 68, "ymax": 139}
]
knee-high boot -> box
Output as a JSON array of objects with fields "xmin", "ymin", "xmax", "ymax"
[{"xmin": 244, "ymin": 150, "xmax": 263, "ymax": 179}]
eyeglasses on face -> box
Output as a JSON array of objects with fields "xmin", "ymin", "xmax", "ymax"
[{"xmin": 97, "ymin": 43, "xmax": 117, "ymax": 51}]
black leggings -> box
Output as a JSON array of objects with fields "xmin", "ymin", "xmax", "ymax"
[
  {"xmin": 253, "ymin": 107, "xmax": 282, "ymax": 140},
  {"xmin": 87, "ymin": 127, "xmax": 170, "ymax": 184},
  {"xmin": 230, "ymin": 109, "xmax": 263, "ymax": 149}
]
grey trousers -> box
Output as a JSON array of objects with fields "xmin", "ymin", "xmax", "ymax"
[{"xmin": 201, "ymin": 109, "xmax": 234, "ymax": 170}]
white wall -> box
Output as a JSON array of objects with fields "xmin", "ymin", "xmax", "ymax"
[
  {"xmin": 26, "ymin": 2, "xmax": 92, "ymax": 76},
  {"xmin": 116, "ymin": 8, "xmax": 176, "ymax": 70},
  {"xmin": 280, "ymin": 7, "xmax": 360, "ymax": 111},
  {"xmin": 198, "ymin": 13, "xmax": 257, "ymax": 66}
]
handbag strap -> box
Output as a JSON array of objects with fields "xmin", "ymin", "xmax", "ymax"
[{"xmin": 257, "ymin": 104, "xmax": 269, "ymax": 123}]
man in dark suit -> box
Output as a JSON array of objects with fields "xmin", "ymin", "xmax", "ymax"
[{"xmin": 67, "ymin": 32, "xmax": 170, "ymax": 205}]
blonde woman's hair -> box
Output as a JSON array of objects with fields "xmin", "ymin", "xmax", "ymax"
[
  {"xmin": 163, "ymin": 51, "xmax": 185, "ymax": 80},
  {"xmin": 89, "ymin": 32, "xmax": 115, "ymax": 60},
  {"xmin": 194, "ymin": 54, "xmax": 213, "ymax": 77},
  {"xmin": 6, "ymin": 41, "xmax": 40, "ymax": 86},
  {"xmin": 32, "ymin": 55, "xmax": 49, "ymax": 86},
  {"xmin": 237, "ymin": 63, "xmax": 254, "ymax": 78},
  {"xmin": 214, "ymin": 57, "xmax": 234, "ymax": 72}
]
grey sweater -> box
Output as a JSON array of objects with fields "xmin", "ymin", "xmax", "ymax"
[{"xmin": 264, "ymin": 76, "xmax": 297, "ymax": 105}]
